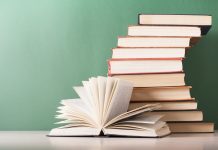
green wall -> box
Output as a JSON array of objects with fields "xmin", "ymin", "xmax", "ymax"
[{"xmin": 0, "ymin": 0, "xmax": 217, "ymax": 130}]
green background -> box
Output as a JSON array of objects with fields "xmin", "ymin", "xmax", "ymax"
[{"xmin": 0, "ymin": 0, "xmax": 217, "ymax": 130}]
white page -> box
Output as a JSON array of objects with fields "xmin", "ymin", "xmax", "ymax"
[
  {"xmin": 82, "ymin": 81, "xmax": 99, "ymax": 125},
  {"xmin": 103, "ymin": 125, "xmax": 170, "ymax": 137},
  {"xmin": 56, "ymin": 108, "xmax": 96, "ymax": 126},
  {"xmin": 73, "ymin": 87, "xmax": 93, "ymax": 111},
  {"xmin": 82, "ymin": 81, "xmax": 95, "ymax": 109},
  {"xmin": 118, "ymin": 114, "xmax": 163, "ymax": 124},
  {"xmin": 109, "ymin": 121, "xmax": 166, "ymax": 131},
  {"xmin": 102, "ymin": 77, "xmax": 117, "ymax": 124},
  {"xmin": 60, "ymin": 99, "xmax": 91, "ymax": 116},
  {"xmin": 104, "ymin": 79, "xmax": 133, "ymax": 124},
  {"xmin": 89, "ymin": 77, "xmax": 101, "ymax": 125},
  {"xmin": 105, "ymin": 104, "xmax": 160, "ymax": 127},
  {"xmin": 55, "ymin": 119, "xmax": 84, "ymax": 125},
  {"xmin": 57, "ymin": 99, "xmax": 98, "ymax": 127},
  {"xmin": 97, "ymin": 76, "xmax": 107, "ymax": 125}
]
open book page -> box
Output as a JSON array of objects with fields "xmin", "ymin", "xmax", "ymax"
[
  {"xmin": 73, "ymin": 86, "xmax": 93, "ymax": 112},
  {"xmin": 104, "ymin": 104, "xmax": 160, "ymax": 127},
  {"xmin": 102, "ymin": 103, "xmax": 171, "ymax": 137},
  {"xmin": 103, "ymin": 78, "xmax": 134, "ymax": 125},
  {"xmin": 82, "ymin": 80, "xmax": 100, "ymax": 122},
  {"xmin": 88, "ymin": 77, "xmax": 101, "ymax": 125},
  {"xmin": 102, "ymin": 125, "xmax": 170, "ymax": 137},
  {"xmin": 107, "ymin": 121, "xmax": 166, "ymax": 131},
  {"xmin": 74, "ymin": 84, "xmax": 100, "ymax": 126},
  {"xmin": 102, "ymin": 77, "xmax": 117, "ymax": 124},
  {"xmin": 60, "ymin": 99, "xmax": 92, "ymax": 115},
  {"xmin": 56, "ymin": 99, "xmax": 98, "ymax": 128},
  {"xmin": 97, "ymin": 76, "xmax": 107, "ymax": 125},
  {"xmin": 117, "ymin": 114, "xmax": 163, "ymax": 124}
]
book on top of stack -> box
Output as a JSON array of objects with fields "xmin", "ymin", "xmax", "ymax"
[{"xmin": 108, "ymin": 14, "xmax": 214, "ymax": 133}]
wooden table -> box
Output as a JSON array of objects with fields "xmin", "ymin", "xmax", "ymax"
[{"xmin": 0, "ymin": 131, "xmax": 217, "ymax": 150}]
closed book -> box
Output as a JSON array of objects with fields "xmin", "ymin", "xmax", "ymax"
[
  {"xmin": 138, "ymin": 14, "xmax": 212, "ymax": 35},
  {"xmin": 111, "ymin": 73, "xmax": 185, "ymax": 87},
  {"xmin": 146, "ymin": 110, "xmax": 203, "ymax": 122},
  {"xmin": 131, "ymin": 86, "xmax": 192, "ymax": 101},
  {"xmin": 128, "ymin": 101, "xmax": 197, "ymax": 111},
  {"xmin": 168, "ymin": 122, "xmax": 214, "ymax": 133},
  {"xmin": 108, "ymin": 58, "xmax": 183, "ymax": 75},
  {"xmin": 128, "ymin": 26, "xmax": 201, "ymax": 37},
  {"xmin": 112, "ymin": 47, "xmax": 186, "ymax": 59},
  {"xmin": 117, "ymin": 36, "xmax": 200, "ymax": 48}
]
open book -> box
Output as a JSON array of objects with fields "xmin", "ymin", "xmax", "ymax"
[{"xmin": 49, "ymin": 76, "xmax": 170, "ymax": 137}]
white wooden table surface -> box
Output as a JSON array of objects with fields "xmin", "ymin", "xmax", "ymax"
[{"xmin": 0, "ymin": 131, "xmax": 218, "ymax": 150}]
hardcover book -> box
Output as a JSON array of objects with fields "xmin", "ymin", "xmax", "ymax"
[
  {"xmin": 108, "ymin": 58, "xmax": 183, "ymax": 75},
  {"xmin": 112, "ymin": 47, "xmax": 187, "ymax": 59},
  {"xmin": 128, "ymin": 26, "xmax": 201, "ymax": 37},
  {"xmin": 138, "ymin": 14, "xmax": 212, "ymax": 35},
  {"xmin": 117, "ymin": 36, "xmax": 199, "ymax": 48},
  {"xmin": 111, "ymin": 73, "xmax": 185, "ymax": 87}
]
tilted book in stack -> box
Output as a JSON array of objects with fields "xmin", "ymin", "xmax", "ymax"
[{"xmin": 109, "ymin": 14, "xmax": 214, "ymax": 133}]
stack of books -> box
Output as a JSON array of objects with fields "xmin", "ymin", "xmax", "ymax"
[{"xmin": 108, "ymin": 14, "xmax": 214, "ymax": 133}]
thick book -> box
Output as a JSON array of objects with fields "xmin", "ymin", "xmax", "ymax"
[
  {"xmin": 108, "ymin": 58, "xmax": 183, "ymax": 75},
  {"xmin": 138, "ymin": 14, "xmax": 212, "ymax": 35},
  {"xmin": 128, "ymin": 26, "xmax": 201, "ymax": 37},
  {"xmin": 168, "ymin": 122, "xmax": 214, "ymax": 133},
  {"xmin": 131, "ymin": 86, "xmax": 192, "ymax": 101},
  {"xmin": 147, "ymin": 110, "xmax": 203, "ymax": 122},
  {"xmin": 117, "ymin": 36, "xmax": 200, "ymax": 48},
  {"xmin": 111, "ymin": 73, "xmax": 185, "ymax": 87},
  {"xmin": 112, "ymin": 47, "xmax": 186, "ymax": 59},
  {"xmin": 49, "ymin": 76, "xmax": 170, "ymax": 137},
  {"xmin": 129, "ymin": 101, "xmax": 197, "ymax": 111}
]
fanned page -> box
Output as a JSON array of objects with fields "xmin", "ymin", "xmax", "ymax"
[
  {"xmin": 102, "ymin": 77, "xmax": 117, "ymax": 124},
  {"xmin": 56, "ymin": 99, "xmax": 98, "ymax": 127},
  {"xmin": 103, "ymin": 126, "xmax": 170, "ymax": 137},
  {"xmin": 97, "ymin": 76, "xmax": 107, "ymax": 125},
  {"xmin": 73, "ymin": 87, "xmax": 99, "ymax": 125},
  {"xmin": 103, "ymin": 104, "xmax": 170, "ymax": 137},
  {"xmin": 106, "ymin": 115, "xmax": 166, "ymax": 131},
  {"xmin": 49, "ymin": 76, "xmax": 122, "ymax": 136},
  {"xmin": 104, "ymin": 104, "xmax": 161, "ymax": 127},
  {"xmin": 103, "ymin": 78, "xmax": 134, "ymax": 124},
  {"xmin": 49, "ymin": 98, "xmax": 101, "ymax": 136}
]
